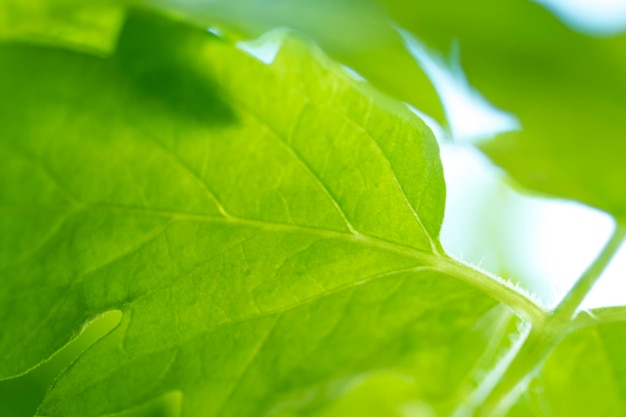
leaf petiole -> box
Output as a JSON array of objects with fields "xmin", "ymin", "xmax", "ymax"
[{"xmin": 463, "ymin": 221, "xmax": 626, "ymax": 417}]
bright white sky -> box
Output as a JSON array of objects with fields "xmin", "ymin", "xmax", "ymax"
[{"xmin": 533, "ymin": 0, "xmax": 626, "ymax": 35}]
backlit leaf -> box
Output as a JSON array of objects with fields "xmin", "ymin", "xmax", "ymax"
[{"xmin": 0, "ymin": 11, "xmax": 533, "ymax": 417}]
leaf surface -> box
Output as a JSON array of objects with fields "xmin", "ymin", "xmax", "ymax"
[{"xmin": 0, "ymin": 11, "xmax": 532, "ymax": 417}]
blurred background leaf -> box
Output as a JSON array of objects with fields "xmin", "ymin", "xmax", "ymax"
[
  {"xmin": 508, "ymin": 312, "xmax": 626, "ymax": 416},
  {"xmin": 143, "ymin": 0, "xmax": 447, "ymax": 124},
  {"xmin": 0, "ymin": 0, "xmax": 125, "ymax": 53},
  {"xmin": 377, "ymin": 0, "xmax": 626, "ymax": 218}
]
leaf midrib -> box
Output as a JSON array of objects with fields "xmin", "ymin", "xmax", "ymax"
[
  {"xmin": 1, "ymin": 201, "xmax": 546, "ymax": 324},
  {"xmin": 215, "ymin": 74, "xmax": 442, "ymax": 253}
]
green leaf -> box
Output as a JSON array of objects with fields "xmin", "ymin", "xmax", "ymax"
[
  {"xmin": 508, "ymin": 309, "xmax": 626, "ymax": 417},
  {"xmin": 0, "ymin": 0, "xmax": 124, "ymax": 53},
  {"xmin": 277, "ymin": 308, "xmax": 520, "ymax": 417},
  {"xmin": 0, "ymin": 11, "xmax": 534, "ymax": 417},
  {"xmin": 376, "ymin": 0, "xmax": 626, "ymax": 219},
  {"xmin": 14, "ymin": 0, "xmax": 626, "ymax": 218}
]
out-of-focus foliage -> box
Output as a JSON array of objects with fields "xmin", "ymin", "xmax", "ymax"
[
  {"xmin": 0, "ymin": 0, "xmax": 124, "ymax": 52},
  {"xmin": 508, "ymin": 310, "xmax": 626, "ymax": 416},
  {"xmin": 376, "ymin": 0, "xmax": 626, "ymax": 219}
]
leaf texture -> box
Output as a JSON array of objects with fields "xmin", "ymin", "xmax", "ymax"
[{"xmin": 0, "ymin": 11, "xmax": 526, "ymax": 417}]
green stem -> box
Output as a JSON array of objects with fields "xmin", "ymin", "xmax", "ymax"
[
  {"xmin": 473, "ymin": 326, "xmax": 558, "ymax": 417},
  {"xmin": 551, "ymin": 223, "xmax": 626, "ymax": 324},
  {"xmin": 440, "ymin": 258, "xmax": 547, "ymax": 326},
  {"xmin": 466, "ymin": 222, "xmax": 626, "ymax": 417}
]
